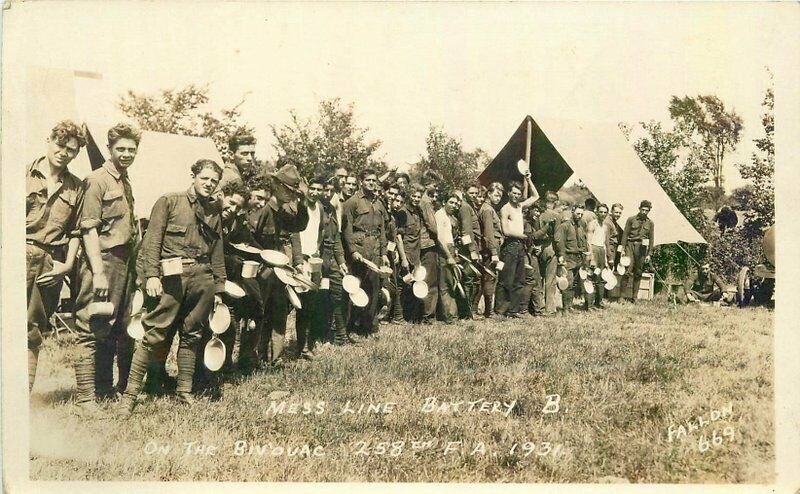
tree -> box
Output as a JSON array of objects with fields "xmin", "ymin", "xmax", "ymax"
[
  {"xmin": 413, "ymin": 125, "xmax": 490, "ymax": 192},
  {"xmin": 668, "ymin": 95, "xmax": 743, "ymax": 189},
  {"xmin": 271, "ymin": 98, "xmax": 386, "ymax": 179},
  {"xmin": 737, "ymin": 77, "xmax": 774, "ymax": 238},
  {"xmin": 118, "ymin": 84, "xmax": 255, "ymax": 163}
]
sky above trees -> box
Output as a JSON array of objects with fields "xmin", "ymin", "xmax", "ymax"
[{"xmin": 4, "ymin": 2, "xmax": 792, "ymax": 190}]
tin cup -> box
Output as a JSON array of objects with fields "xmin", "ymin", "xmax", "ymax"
[
  {"xmin": 308, "ymin": 257, "xmax": 323, "ymax": 274},
  {"xmin": 241, "ymin": 260, "xmax": 260, "ymax": 279},
  {"xmin": 161, "ymin": 257, "xmax": 183, "ymax": 277},
  {"xmin": 495, "ymin": 261, "xmax": 505, "ymax": 271}
]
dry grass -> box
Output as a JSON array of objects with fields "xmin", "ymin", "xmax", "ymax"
[{"xmin": 29, "ymin": 301, "xmax": 774, "ymax": 483}]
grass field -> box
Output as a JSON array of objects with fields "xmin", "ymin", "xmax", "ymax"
[{"xmin": 29, "ymin": 300, "xmax": 774, "ymax": 483}]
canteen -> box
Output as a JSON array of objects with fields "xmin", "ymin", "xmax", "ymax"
[
  {"xmin": 224, "ymin": 280, "xmax": 246, "ymax": 299},
  {"xmin": 412, "ymin": 280, "xmax": 429, "ymax": 299},
  {"xmin": 130, "ymin": 290, "xmax": 144, "ymax": 315},
  {"xmin": 160, "ymin": 257, "xmax": 183, "ymax": 277},
  {"xmin": 286, "ymin": 285, "xmax": 302, "ymax": 309},
  {"xmin": 203, "ymin": 337, "xmax": 226, "ymax": 372},
  {"xmin": 412, "ymin": 265, "xmax": 427, "ymax": 283},
  {"xmin": 604, "ymin": 275, "xmax": 618, "ymax": 290},
  {"xmin": 209, "ymin": 303, "xmax": 231, "ymax": 334},
  {"xmin": 617, "ymin": 264, "xmax": 626, "ymax": 276},
  {"xmin": 583, "ymin": 279, "xmax": 595, "ymax": 294},
  {"xmin": 127, "ymin": 314, "xmax": 145, "ymax": 340},
  {"xmin": 260, "ymin": 249, "xmax": 290, "ymax": 267},
  {"xmin": 342, "ymin": 274, "xmax": 361, "ymax": 294},
  {"xmin": 241, "ymin": 260, "xmax": 260, "ymax": 278},
  {"xmin": 556, "ymin": 276, "xmax": 569, "ymax": 291},
  {"xmin": 350, "ymin": 287, "xmax": 369, "ymax": 307},
  {"xmin": 619, "ymin": 255, "xmax": 632, "ymax": 267},
  {"xmin": 601, "ymin": 268, "xmax": 614, "ymax": 283}
]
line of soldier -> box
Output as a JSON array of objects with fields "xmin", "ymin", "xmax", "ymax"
[{"xmin": 26, "ymin": 121, "xmax": 655, "ymax": 416}]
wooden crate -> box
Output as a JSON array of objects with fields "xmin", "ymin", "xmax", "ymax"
[{"xmin": 637, "ymin": 272, "xmax": 655, "ymax": 300}]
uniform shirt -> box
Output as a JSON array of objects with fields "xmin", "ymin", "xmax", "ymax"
[
  {"xmin": 458, "ymin": 200, "xmax": 480, "ymax": 255},
  {"xmin": 478, "ymin": 201, "xmax": 503, "ymax": 257},
  {"xmin": 555, "ymin": 217, "xmax": 588, "ymax": 258},
  {"xmin": 604, "ymin": 216, "xmax": 622, "ymax": 264},
  {"xmin": 140, "ymin": 187, "xmax": 226, "ymax": 292},
  {"xmin": 320, "ymin": 202, "xmax": 346, "ymax": 274},
  {"xmin": 394, "ymin": 205, "xmax": 421, "ymax": 266},
  {"xmin": 692, "ymin": 271, "xmax": 725, "ymax": 294},
  {"xmin": 621, "ymin": 214, "xmax": 656, "ymax": 256},
  {"xmin": 77, "ymin": 161, "xmax": 137, "ymax": 251},
  {"xmin": 417, "ymin": 195, "xmax": 439, "ymax": 250},
  {"xmin": 25, "ymin": 157, "xmax": 82, "ymax": 248},
  {"xmin": 246, "ymin": 206, "xmax": 263, "ymax": 236},
  {"xmin": 218, "ymin": 162, "xmax": 244, "ymax": 191},
  {"xmin": 252, "ymin": 198, "xmax": 309, "ymax": 266},
  {"xmin": 538, "ymin": 208, "xmax": 560, "ymax": 247},
  {"xmin": 299, "ymin": 202, "xmax": 321, "ymax": 257},
  {"xmin": 342, "ymin": 190, "xmax": 388, "ymax": 262}
]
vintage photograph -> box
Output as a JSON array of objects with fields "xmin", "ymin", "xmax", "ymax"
[{"xmin": 2, "ymin": 1, "xmax": 797, "ymax": 490}]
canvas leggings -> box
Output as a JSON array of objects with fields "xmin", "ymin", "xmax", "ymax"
[{"xmin": 73, "ymin": 245, "xmax": 134, "ymax": 403}]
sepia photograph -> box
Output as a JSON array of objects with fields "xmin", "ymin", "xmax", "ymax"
[{"xmin": 2, "ymin": 1, "xmax": 799, "ymax": 492}]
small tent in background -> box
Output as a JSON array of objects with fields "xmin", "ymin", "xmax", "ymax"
[
  {"xmin": 83, "ymin": 124, "xmax": 224, "ymax": 220},
  {"xmin": 478, "ymin": 115, "xmax": 706, "ymax": 246}
]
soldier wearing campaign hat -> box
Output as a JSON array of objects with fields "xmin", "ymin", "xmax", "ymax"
[{"xmin": 620, "ymin": 199, "xmax": 655, "ymax": 302}]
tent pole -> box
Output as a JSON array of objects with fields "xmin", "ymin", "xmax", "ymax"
[{"xmin": 525, "ymin": 119, "xmax": 532, "ymax": 165}]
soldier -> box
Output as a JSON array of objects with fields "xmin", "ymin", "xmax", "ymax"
[
  {"xmin": 522, "ymin": 204, "xmax": 546, "ymax": 317},
  {"xmin": 341, "ymin": 169, "xmax": 389, "ymax": 336},
  {"xmin": 586, "ymin": 203, "xmax": 610, "ymax": 309},
  {"xmin": 395, "ymin": 184, "xmax": 423, "ymax": 322},
  {"xmin": 250, "ymin": 164, "xmax": 309, "ymax": 366},
  {"xmin": 72, "ymin": 123, "xmax": 140, "ymax": 412},
  {"xmin": 219, "ymin": 133, "xmax": 256, "ymax": 191},
  {"xmin": 246, "ymin": 187, "xmax": 268, "ymax": 234},
  {"xmin": 455, "ymin": 187, "xmax": 481, "ymax": 320},
  {"xmin": 604, "ymin": 203, "xmax": 625, "ymax": 302},
  {"xmin": 119, "ymin": 159, "xmax": 225, "ymax": 413},
  {"xmin": 26, "ymin": 121, "xmax": 86, "ymax": 391},
  {"xmin": 496, "ymin": 170, "xmax": 539, "ymax": 319},
  {"xmin": 537, "ymin": 191, "xmax": 560, "ymax": 316},
  {"xmin": 417, "ymin": 172, "xmax": 453, "ymax": 324},
  {"xmin": 688, "ymin": 263, "xmax": 725, "ymax": 303},
  {"xmin": 342, "ymin": 174, "xmax": 358, "ymax": 201},
  {"xmin": 555, "ymin": 204, "xmax": 589, "ymax": 313},
  {"xmin": 382, "ymin": 184, "xmax": 406, "ymax": 324},
  {"xmin": 319, "ymin": 177, "xmax": 351, "ymax": 346},
  {"xmin": 620, "ymin": 200, "xmax": 655, "ymax": 302},
  {"xmin": 476, "ymin": 182, "xmax": 504, "ymax": 318},
  {"xmin": 434, "ymin": 190, "xmax": 461, "ymax": 322}
]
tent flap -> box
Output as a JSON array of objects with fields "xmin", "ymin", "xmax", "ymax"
[{"xmin": 478, "ymin": 116, "xmax": 706, "ymax": 245}]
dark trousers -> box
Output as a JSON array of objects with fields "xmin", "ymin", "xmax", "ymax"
[
  {"xmin": 522, "ymin": 252, "xmax": 544, "ymax": 315},
  {"xmin": 296, "ymin": 289, "xmax": 325, "ymax": 353},
  {"xmin": 622, "ymin": 241, "xmax": 647, "ymax": 301},
  {"xmin": 257, "ymin": 268, "xmax": 289, "ymax": 363},
  {"xmin": 27, "ymin": 244, "xmax": 65, "ymax": 390},
  {"xmin": 349, "ymin": 262, "xmax": 381, "ymax": 335},
  {"xmin": 495, "ymin": 239, "xmax": 526, "ymax": 316},
  {"xmin": 419, "ymin": 247, "xmax": 439, "ymax": 322},
  {"xmin": 73, "ymin": 246, "xmax": 134, "ymax": 402},
  {"xmin": 324, "ymin": 269, "xmax": 349, "ymax": 344},
  {"xmin": 472, "ymin": 252, "xmax": 497, "ymax": 317},
  {"xmin": 539, "ymin": 245, "xmax": 558, "ymax": 315},
  {"xmin": 438, "ymin": 254, "xmax": 458, "ymax": 322}
]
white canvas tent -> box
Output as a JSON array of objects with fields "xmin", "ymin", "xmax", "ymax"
[
  {"xmin": 479, "ymin": 115, "xmax": 706, "ymax": 245},
  {"xmin": 83, "ymin": 124, "xmax": 224, "ymax": 220}
]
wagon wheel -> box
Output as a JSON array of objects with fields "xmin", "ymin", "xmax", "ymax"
[{"xmin": 736, "ymin": 266, "xmax": 752, "ymax": 307}]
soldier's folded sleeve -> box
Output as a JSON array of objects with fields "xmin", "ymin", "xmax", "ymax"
[{"xmin": 77, "ymin": 176, "xmax": 105, "ymax": 231}]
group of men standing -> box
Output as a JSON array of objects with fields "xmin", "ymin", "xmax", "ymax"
[{"xmin": 25, "ymin": 121, "xmax": 656, "ymax": 416}]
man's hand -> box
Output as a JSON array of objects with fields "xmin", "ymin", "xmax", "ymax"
[
  {"xmin": 447, "ymin": 256, "xmax": 457, "ymax": 266},
  {"xmin": 470, "ymin": 251, "xmax": 480, "ymax": 261},
  {"xmin": 382, "ymin": 255, "xmax": 390, "ymax": 267},
  {"xmin": 214, "ymin": 294, "xmax": 223, "ymax": 306},
  {"xmin": 491, "ymin": 255, "xmax": 500, "ymax": 264},
  {"xmin": 339, "ymin": 263, "xmax": 349, "ymax": 276},
  {"xmin": 145, "ymin": 277, "xmax": 163, "ymax": 298},
  {"xmin": 352, "ymin": 252, "xmax": 364, "ymax": 263},
  {"xmin": 36, "ymin": 260, "xmax": 71, "ymax": 288},
  {"xmin": 93, "ymin": 272, "xmax": 110, "ymax": 299},
  {"xmin": 644, "ymin": 255, "xmax": 651, "ymax": 264},
  {"xmin": 558, "ymin": 256, "xmax": 565, "ymax": 265},
  {"xmin": 401, "ymin": 259, "xmax": 410, "ymax": 272}
]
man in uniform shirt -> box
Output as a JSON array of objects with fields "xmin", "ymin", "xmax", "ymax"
[
  {"xmin": 496, "ymin": 170, "xmax": 539, "ymax": 319},
  {"xmin": 417, "ymin": 172, "xmax": 453, "ymax": 324},
  {"xmin": 476, "ymin": 182, "xmax": 504, "ymax": 318},
  {"xmin": 341, "ymin": 169, "xmax": 390, "ymax": 336},
  {"xmin": 620, "ymin": 200, "xmax": 655, "ymax": 302},
  {"xmin": 395, "ymin": 185, "xmax": 423, "ymax": 322},
  {"xmin": 119, "ymin": 159, "xmax": 226, "ymax": 412},
  {"xmin": 73, "ymin": 123, "xmax": 141, "ymax": 411},
  {"xmin": 555, "ymin": 204, "xmax": 589, "ymax": 313},
  {"xmin": 26, "ymin": 121, "xmax": 86, "ymax": 391},
  {"xmin": 536, "ymin": 192, "xmax": 561, "ymax": 317},
  {"xmin": 251, "ymin": 164, "xmax": 309, "ymax": 366},
  {"xmin": 342, "ymin": 174, "xmax": 358, "ymax": 201},
  {"xmin": 605, "ymin": 203, "xmax": 625, "ymax": 301},
  {"xmin": 455, "ymin": 187, "xmax": 481, "ymax": 319},
  {"xmin": 382, "ymin": 184, "xmax": 406, "ymax": 323},
  {"xmin": 246, "ymin": 187, "xmax": 268, "ymax": 234},
  {"xmin": 319, "ymin": 178, "xmax": 351, "ymax": 345},
  {"xmin": 688, "ymin": 263, "xmax": 725, "ymax": 303},
  {"xmin": 219, "ymin": 133, "xmax": 256, "ymax": 191}
]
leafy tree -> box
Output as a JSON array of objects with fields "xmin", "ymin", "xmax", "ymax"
[
  {"xmin": 737, "ymin": 79, "xmax": 774, "ymax": 238},
  {"xmin": 271, "ymin": 98, "xmax": 386, "ymax": 179},
  {"xmin": 413, "ymin": 125, "xmax": 490, "ymax": 192},
  {"xmin": 668, "ymin": 95, "xmax": 743, "ymax": 189},
  {"xmin": 118, "ymin": 84, "xmax": 255, "ymax": 163}
]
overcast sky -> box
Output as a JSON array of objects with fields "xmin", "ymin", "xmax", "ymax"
[{"xmin": 4, "ymin": 2, "xmax": 789, "ymax": 190}]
